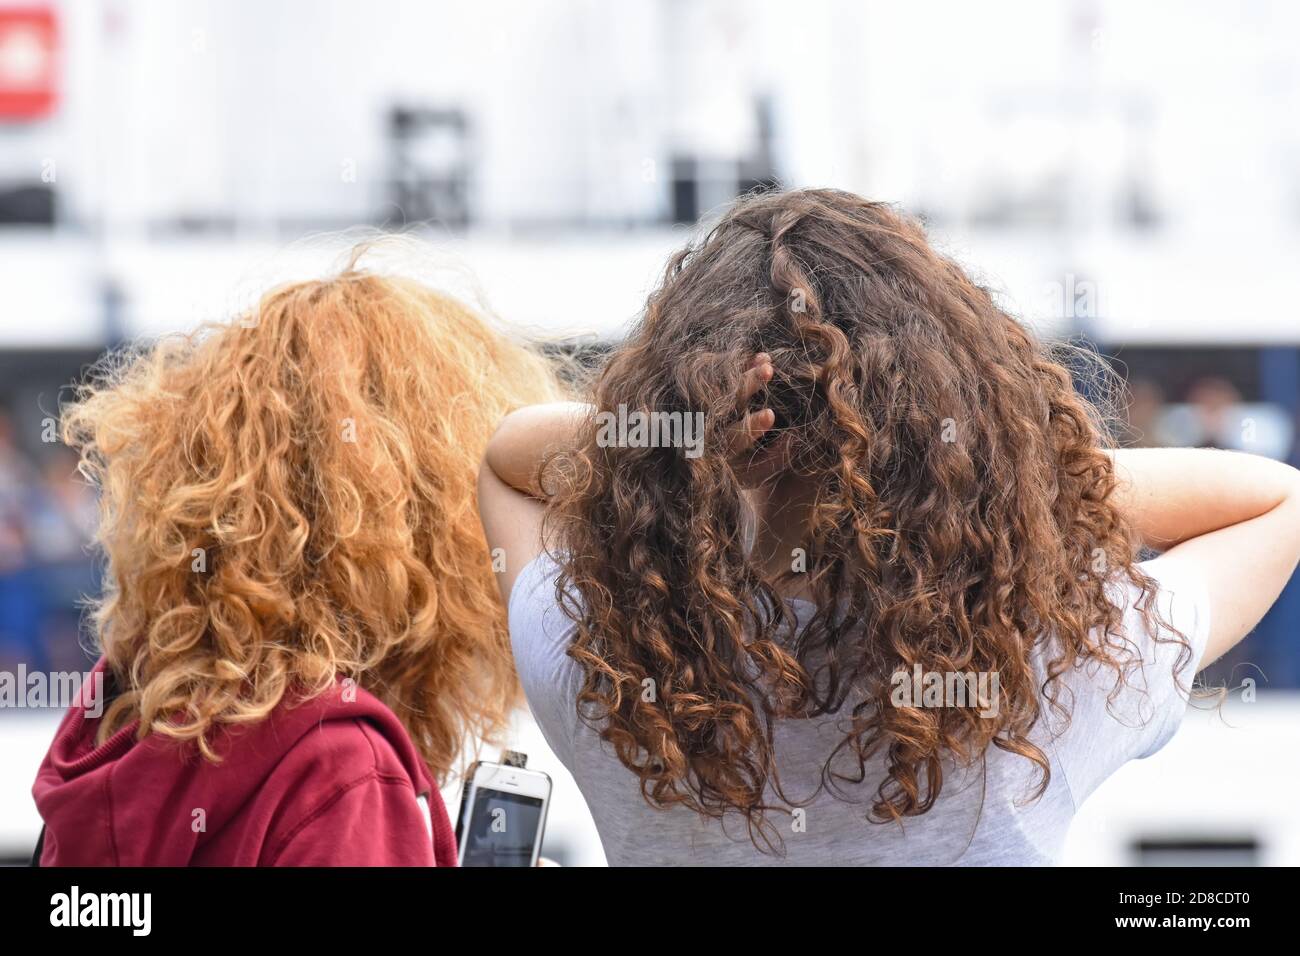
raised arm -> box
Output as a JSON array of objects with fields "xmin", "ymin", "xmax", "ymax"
[
  {"xmin": 478, "ymin": 357, "xmax": 778, "ymax": 602},
  {"xmin": 478, "ymin": 401, "xmax": 590, "ymax": 600},
  {"xmin": 1107, "ymin": 447, "xmax": 1300, "ymax": 666}
]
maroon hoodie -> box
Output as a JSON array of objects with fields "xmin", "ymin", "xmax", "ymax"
[{"xmin": 32, "ymin": 660, "xmax": 457, "ymax": 866}]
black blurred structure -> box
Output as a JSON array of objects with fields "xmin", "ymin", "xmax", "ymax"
[
  {"xmin": 1131, "ymin": 836, "xmax": 1260, "ymax": 867},
  {"xmin": 669, "ymin": 98, "xmax": 780, "ymax": 225},
  {"xmin": 386, "ymin": 105, "xmax": 473, "ymax": 228},
  {"xmin": 0, "ymin": 184, "xmax": 55, "ymax": 226}
]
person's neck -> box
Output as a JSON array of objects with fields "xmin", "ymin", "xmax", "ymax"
[{"xmin": 745, "ymin": 472, "xmax": 819, "ymax": 600}]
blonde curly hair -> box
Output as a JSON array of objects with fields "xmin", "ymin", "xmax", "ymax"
[{"xmin": 63, "ymin": 247, "xmax": 562, "ymax": 780}]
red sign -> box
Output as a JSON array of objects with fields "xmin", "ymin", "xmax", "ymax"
[{"xmin": 0, "ymin": 7, "xmax": 58, "ymax": 120}]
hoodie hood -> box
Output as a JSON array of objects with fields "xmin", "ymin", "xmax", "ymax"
[{"xmin": 33, "ymin": 658, "xmax": 456, "ymax": 866}]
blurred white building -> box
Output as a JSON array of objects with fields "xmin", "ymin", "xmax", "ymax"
[{"xmin": 0, "ymin": 0, "xmax": 1297, "ymax": 344}]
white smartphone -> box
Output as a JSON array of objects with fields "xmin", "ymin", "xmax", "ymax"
[{"xmin": 454, "ymin": 760, "xmax": 552, "ymax": 867}]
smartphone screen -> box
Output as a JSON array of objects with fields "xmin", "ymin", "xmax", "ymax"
[{"xmin": 460, "ymin": 785, "xmax": 546, "ymax": 867}]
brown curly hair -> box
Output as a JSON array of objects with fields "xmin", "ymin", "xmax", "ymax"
[
  {"xmin": 544, "ymin": 188, "xmax": 1187, "ymax": 845},
  {"xmin": 63, "ymin": 245, "xmax": 562, "ymax": 781}
]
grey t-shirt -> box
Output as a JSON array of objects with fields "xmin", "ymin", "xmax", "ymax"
[{"xmin": 509, "ymin": 553, "xmax": 1210, "ymax": 866}]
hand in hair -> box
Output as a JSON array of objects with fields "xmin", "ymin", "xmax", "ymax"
[
  {"xmin": 480, "ymin": 353, "xmax": 779, "ymax": 600},
  {"xmin": 726, "ymin": 353, "xmax": 783, "ymax": 487}
]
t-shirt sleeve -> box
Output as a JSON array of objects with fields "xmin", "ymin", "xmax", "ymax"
[
  {"xmin": 508, "ymin": 552, "xmax": 584, "ymax": 769},
  {"xmin": 1050, "ymin": 555, "xmax": 1213, "ymax": 807}
]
